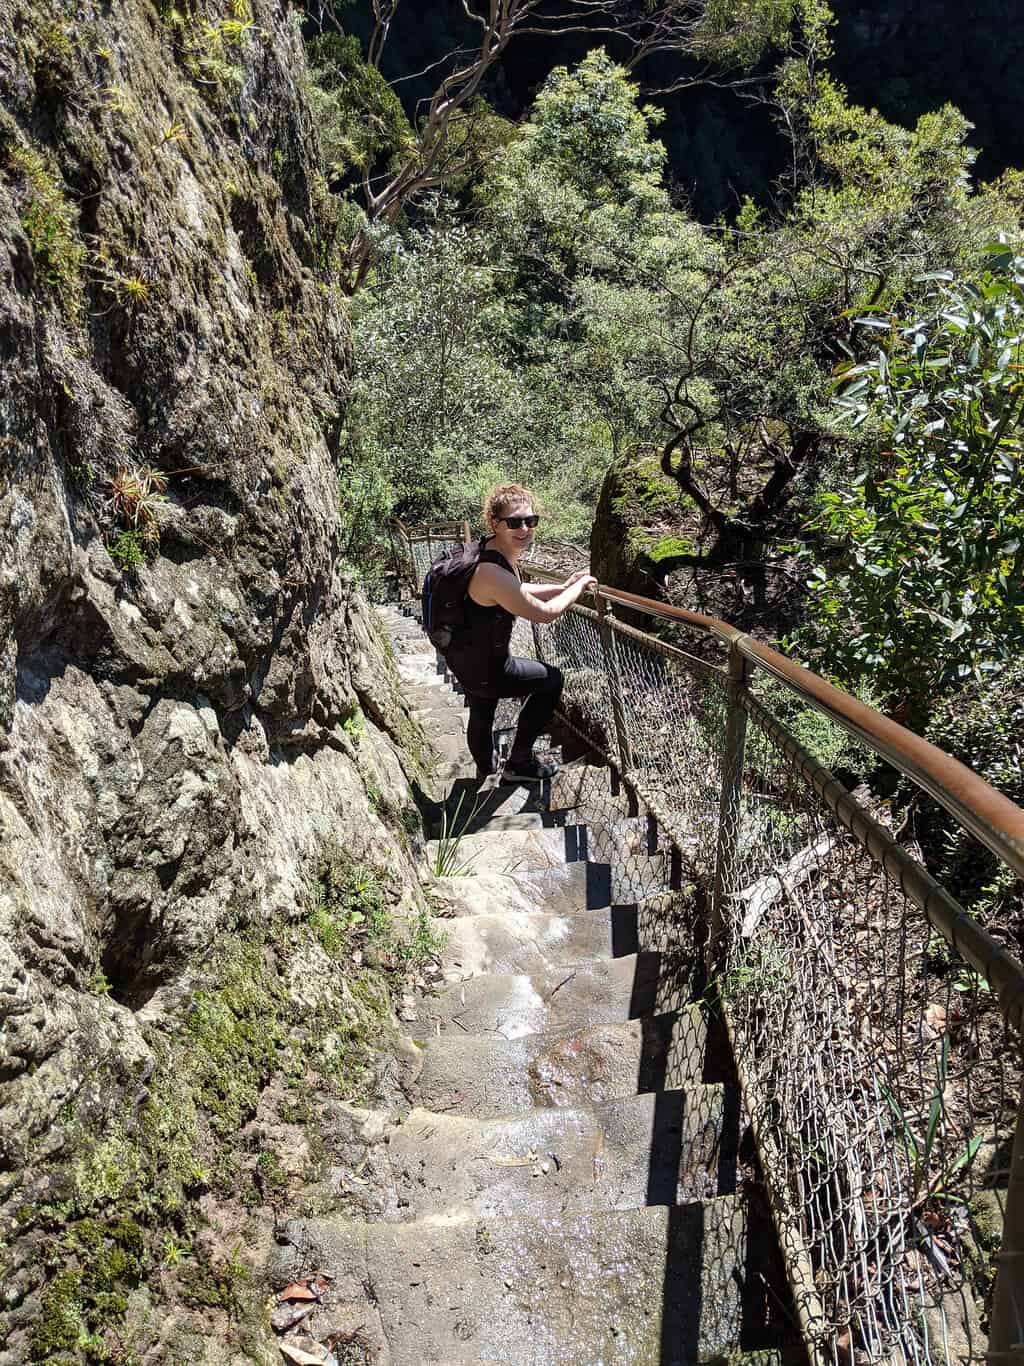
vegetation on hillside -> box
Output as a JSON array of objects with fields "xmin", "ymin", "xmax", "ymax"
[{"xmin": 307, "ymin": 0, "xmax": 1022, "ymax": 819}]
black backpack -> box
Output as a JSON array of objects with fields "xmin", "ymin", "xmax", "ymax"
[{"xmin": 421, "ymin": 536, "xmax": 498, "ymax": 651}]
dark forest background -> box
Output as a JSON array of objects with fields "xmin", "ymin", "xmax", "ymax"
[{"xmin": 340, "ymin": 0, "xmax": 1024, "ymax": 218}]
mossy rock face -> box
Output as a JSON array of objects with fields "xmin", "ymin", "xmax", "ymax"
[
  {"xmin": 590, "ymin": 452, "xmax": 697, "ymax": 610},
  {"xmin": 0, "ymin": 0, "xmax": 429, "ymax": 1357}
]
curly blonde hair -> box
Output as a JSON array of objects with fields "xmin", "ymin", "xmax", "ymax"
[{"xmin": 482, "ymin": 483, "xmax": 539, "ymax": 526}]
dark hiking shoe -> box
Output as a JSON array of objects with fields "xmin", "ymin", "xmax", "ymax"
[{"xmin": 501, "ymin": 755, "xmax": 559, "ymax": 783}]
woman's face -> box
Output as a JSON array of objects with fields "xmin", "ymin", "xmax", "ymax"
[{"xmin": 490, "ymin": 499, "xmax": 537, "ymax": 556}]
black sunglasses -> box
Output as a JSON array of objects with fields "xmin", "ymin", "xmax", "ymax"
[{"xmin": 497, "ymin": 514, "xmax": 540, "ymax": 529}]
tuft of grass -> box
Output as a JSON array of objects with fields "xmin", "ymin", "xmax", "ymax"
[
  {"xmin": 431, "ymin": 787, "xmax": 482, "ymax": 877},
  {"xmin": 9, "ymin": 144, "xmax": 86, "ymax": 317},
  {"xmin": 116, "ymin": 273, "xmax": 150, "ymax": 306},
  {"xmin": 107, "ymin": 464, "xmax": 168, "ymax": 546}
]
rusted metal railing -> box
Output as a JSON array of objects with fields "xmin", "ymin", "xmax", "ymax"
[{"xmin": 393, "ymin": 524, "xmax": 1024, "ymax": 1366}]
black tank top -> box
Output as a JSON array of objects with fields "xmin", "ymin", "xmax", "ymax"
[{"xmin": 445, "ymin": 541, "xmax": 517, "ymax": 696}]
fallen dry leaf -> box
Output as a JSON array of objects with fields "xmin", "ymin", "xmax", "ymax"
[
  {"xmin": 492, "ymin": 1148, "xmax": 538, "ymax": 1167},
  {"xmin": 279, "ymin": 1282, "xmax": 318, "ymax": 1303},
  {"xmin": 924, "ymin": 1003, "xmax": 948, "ymax": 1036}
]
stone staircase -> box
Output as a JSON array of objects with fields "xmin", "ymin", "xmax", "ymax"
[{"xmin": 270, "ymin": 604, "xmax": 800, "ymax": 1366}]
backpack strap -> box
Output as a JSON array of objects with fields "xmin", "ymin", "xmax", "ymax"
[{"xmin": 477, "ymin": 539, "xmax": 513, "ymax": 575}]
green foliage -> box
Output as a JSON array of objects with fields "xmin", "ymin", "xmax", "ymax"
[
  {"xmin": 7, "ymin": 143, "xmax": 86, "ymax": 317},
  {"xmin": 526, "ymin": 50, "xmax": 666, "ymax": 204},
  {"xmin": 754, "ymin": 675, "xmax": 880, "ymax": 781},
  {"xmin": 337, "ymin": 455, "xmax": 394, "ymax": 594},
  {"xmin": 306, "ymin": 32, "xmax": 414, "ymax": 181},
  {"xmin": 882, "ymin": 1035, "xmax": 984, "ymax": 1207},
  {"xmin": 696, "ymin": 0, "xmax": 800, "ymax": 66},
  {"xmin": 160, "ymin": 0, "xmax": 252, "ymax": 102},
  {"xmin": 311, "ymin": 852, "xmax": 445, "ymax": 972},
  {"xmin": 799, "ymin": 249, "xmax": 1024, "ymax": 701},
  {"xmin": 917, "ymin": 658, "xmax": 1024, "ymax": 928},
  {"xmin": 107, "ymin": 529, "xmax": 146, "ymax": 570}
]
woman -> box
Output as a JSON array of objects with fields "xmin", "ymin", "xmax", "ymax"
[{"xmin": 445, "ymin": 483, "xmax": 596, "ymax": 782}]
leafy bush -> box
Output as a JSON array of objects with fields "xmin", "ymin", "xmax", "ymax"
[
  {"xmin": 916, "ymin": 660, "xmax": 1024, "ymax": 942},
  {"xmin": 799, "ymin": 247, "xmax": 1024, "ymax": 706}
]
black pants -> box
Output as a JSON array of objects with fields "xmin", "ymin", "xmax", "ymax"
[{"xmin": 464, "ymin": 656, "xmax": 564, "ymax": 773}]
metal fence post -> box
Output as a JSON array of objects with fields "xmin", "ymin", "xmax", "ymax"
[
  {"xmin": 710, "ymin": 643, "xmax": 750, "ymax": 968},
  {"xmin": 596, "ymin": 595, "xmax": 634, "ymax": 779},
  {"xmin": 988, "ymin": 1084, "xmax": 1024, "ymax": 1364}
]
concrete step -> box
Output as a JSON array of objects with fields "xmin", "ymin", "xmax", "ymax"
[
  {"xmin": 412, "ymin": 1010, "xmax": 708, "ymax": 1118},
  {"xmin": 428, "ymin": 823, "xmax": 673, "ymax": 906},
  {"xmin": 426, "ymin": 824, "xmax": 587, "ymax": 878},
  {"xmin": 435, "ymin": 905, "xmax": 639, "ymax": 979},
  {"xmin": 386, "ymin": 1087, "xmax": 732, "ymax": 1222},
  {"xmin": 549, "ymin": 760, "xmax": 630, "ymax": 819},
  {"xmin": 424, "ymin": 778, "xmax": 581, "ymax": 838},
  {"xmin": 272, "ymin": 1198, "xmax": 748, "ymax": 1365},
  {"xmin": 429, "ymin": 863, "xmax": 610, "ymax": 918},
  {"xmin": 411, "ymin": 952, "xmax": 670, "ymax": 1039},
  {"xmin": 412, "ymin": 706, "xmax": 466, "ymax": 738}
]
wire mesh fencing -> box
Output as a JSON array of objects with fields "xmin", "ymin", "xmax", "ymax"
[
  {"xmin": 543, "ymin": 603, "xmax": 1023, "ymax": 1365},
  {"xmin": 718, "ymin": 696, "xmax": 1019, "ymax": 1364},
  {"xmin": 391, "ymin": 530, "xmax": 1024, "ymax": 1365}
]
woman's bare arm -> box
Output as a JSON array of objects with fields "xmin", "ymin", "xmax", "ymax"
[
  {"xmin": 520, "ymin": 581, "xmax": 565, "ymax": 601},
  {"xmin": 471, "ymin": 564, "xmax": 595, "ymax": 624}
]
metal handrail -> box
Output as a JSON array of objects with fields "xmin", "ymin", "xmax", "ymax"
[
  {"xmin": 395, "ymin": 521, "xmax": 1024, "ymax": 1364},
  {"xmin": 515, "ymin": 568, "xmax": 1024, "ymax": 882}
]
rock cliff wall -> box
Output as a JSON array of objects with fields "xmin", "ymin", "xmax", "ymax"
[{"xmin": 0, "ymin": 1, "xmax": 426, "ymax": 1355}]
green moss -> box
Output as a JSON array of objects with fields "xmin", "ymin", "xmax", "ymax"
[
  {"xmin": 29, "ymin": 1272, "xmax": 84, "ymax": 1359},
  {"xmin": 11, "ymin": 843, "xmax": 412, "ymax": 1357},
  {"xmin": 28, "ymin": 1219, "xmax": 146, "ymax": 1362},
  {"xmin": 7, "ymin": 142, "xmax": 86, "ymax": 318},
  {"xmin": 71, "ymin": 1128, "xmax": 143, "ymax": 1213},
  {"xmin": 648, "ymin": 533, "xmax": 695, "ymax": 562},
  {"xmin": 185, "ymin": 939, "xmax": 286, "ymax": 1137},
  {"xmin": 34, "ymin": 17, "xmax": 77, "ymax": 88},
  {"xmin": 610, "ymin": 454, "xmax": 681, "ymax": 524}
]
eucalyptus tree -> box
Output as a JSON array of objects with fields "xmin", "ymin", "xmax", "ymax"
[{"xmin": 304, "ymin": 0, "xmax": 814, "ymax": 291}]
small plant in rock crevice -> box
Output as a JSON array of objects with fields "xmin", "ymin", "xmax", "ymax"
[
  {"xmin": 311, "ymin": 853, "xmax": 445, "ymax": 977},
  {"xmin": 105, "ymin": 465, "xmax": 168, "ymax": 565},
  {"xmin": 8, "ymin": 143, "xmax": 86, "ymax": 317},
  {"xmin": 107, "ymin": 528, "xmax": 146, "ymax": 570}
]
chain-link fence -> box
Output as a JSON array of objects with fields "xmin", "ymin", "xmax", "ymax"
[
  {"xmin": 389, "ymin": 520, "xmax": 469, "ymax": 601},
  {"xmin": 396, "ymin": 530, "xmax": 1024, "ymax": 1366}
]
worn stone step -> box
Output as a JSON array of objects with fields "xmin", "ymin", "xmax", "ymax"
[
  {"xmin": 413, "ymin": 707, "xmax": 466, "ymax": 737},
  {"xmin": 428, "ymin": 823, "xmax": 673, "ymax": 906},
  {"xmin": 549, "ymin": 760, "xmax": 631, "ymax": 819},
  {"xmin": 425, "ymin": 779, "xmax": 546, "ymax": 839},
  {"xmin": 272, "ymin": 1198, "xmax": 748, "ymax": 1365},
  {"xmin": 435, "ymin": 905, "xmax": 639, "ymax": 979},
  {"xmin": 411, "ymin": 952, "xmax": 675, "ymax": 1039},
  {"xmin": 409, "ymin": 696, "xmax": 465, "ymax": 720},
  {"xmin": 429, "ymin": 862, "xmax": 611, "ymax": 918},
  {"xmin": 385, "ymin": 1087, "xmax": 733, "ymax": 1223},
  {"xmin": 412, "ymin": 1010, "xmax": 708, "ymax": 1118},
  {"xmin": 426, "ymin": 824, "xmax": 586, "ymax": 877}
]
